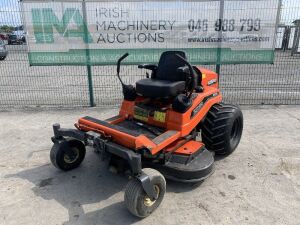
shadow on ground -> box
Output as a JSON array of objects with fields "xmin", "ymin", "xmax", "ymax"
[{"xmin": 6, "ymin": 149, "xmax": 203, "ymax": 225}]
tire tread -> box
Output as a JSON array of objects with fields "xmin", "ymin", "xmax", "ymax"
[{"xmin": 201, "ymin": 103, "xmax": 243, "ymax": 155}]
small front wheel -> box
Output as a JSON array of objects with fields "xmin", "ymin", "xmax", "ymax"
[
  {"xmin": 124, "ymin": 168, "xmax": 166, "ymax": 218},
  {"xmin": 50, "ymin": 139, "xmax": 86, "ymax": 171}
]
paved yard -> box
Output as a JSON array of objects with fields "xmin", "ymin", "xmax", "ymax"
[{"xmin": 0, "ymin": 106, "xmax": 299, "ymax": 225}]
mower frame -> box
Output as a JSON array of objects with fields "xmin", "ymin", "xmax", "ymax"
[
  {"xmin": 49, "ymin": 51, "xmax": 244, "ymax": 218},
  {"xmin": 52, "ymin": 123, "xmax": 158, "ymax": 200}
]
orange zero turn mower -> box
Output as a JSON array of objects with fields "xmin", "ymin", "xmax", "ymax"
[{"xmin": 50, "ymin": 51, "xmax": 243, "ymax": 217}]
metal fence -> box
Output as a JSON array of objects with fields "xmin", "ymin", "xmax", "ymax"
[{"xmin": 1, "ymin": 0, "xmax": 300, "ymax": 108}]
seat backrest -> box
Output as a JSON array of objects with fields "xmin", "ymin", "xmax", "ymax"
[{"xmin": 155, "ymin": 51, "xmax": 187, "ymax": 81}]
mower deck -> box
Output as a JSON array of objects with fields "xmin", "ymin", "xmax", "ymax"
[
  {"xmin": 77, "ymin": 116, "xmax": 182, "ymax": 154},
  {"xmin": 146, "ymin": 146, "xmax": 215, "ymax": 183},
  {"xmin": 76, "ymin": 116, "xmax": 215, "ymax": 182},
  {"xmin": 52, "ymin": 121, "xmax": 215, "ymax": 182}
]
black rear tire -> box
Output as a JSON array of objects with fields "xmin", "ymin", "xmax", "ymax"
[
  {"xmin": 201, "ymin": 103, "xmax": 243, "ymax": 155},
  {"xmin": 50, "ymin": 139, "xmax": 86, "ymax": 171}
]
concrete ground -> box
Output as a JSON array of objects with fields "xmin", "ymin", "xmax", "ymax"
[{"xmin": 0, "ymin": 105, "xmax": 299, "ymax": 225}]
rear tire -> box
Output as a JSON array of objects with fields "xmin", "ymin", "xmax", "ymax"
[
  {"xmin": 201, "ymin": 103, "xmax": 243, "ymax": 155},
  {"xmin": 50, "ymin": 139, "xmax": 86, "ymax": 171},
  {"xmin": 124, "ymin": 168, "xmax": 166, "ymax": 218}
]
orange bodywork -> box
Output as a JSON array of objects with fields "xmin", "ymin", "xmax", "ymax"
[
  {"xmin": 77, "ymin": 67, "xmax": 222, "ymax": 155},
  {"xmin": 165, "ymin": 140, "xmax": 205, "ymax": 155},
  {"xmin": 199, "ymin": 67, "xmax": 219, "ymax": 89}
]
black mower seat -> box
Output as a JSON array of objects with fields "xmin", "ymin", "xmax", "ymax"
[
  {"xmin": 136, "ymin": 79, "xmax": 185, "ymax": 98},
  {"xmin": 136, "ymin": 51, "xmax": 189, "ymax": 98}
]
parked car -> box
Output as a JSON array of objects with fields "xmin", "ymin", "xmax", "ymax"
[
  {"xmin": 8, "ymin": 34, "xmax": 23, "ymax": 45},
  {"xmin": 0, "ymin": 33, "xmax": 8, "ymax": 40},
  {"xmin": 21, "ymin": 35, "xmax": 26, "ymax": 43},
  {"xmin": 0, "ymin": 39, "xmax": 8, "ymax": 60},
  {"xmin": 0, "ymin": 34, "xmax": 8, "ymax": 44}
]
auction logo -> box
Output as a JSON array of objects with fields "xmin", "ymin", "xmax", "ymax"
[{"xmin": 31, "ymin": 8, "xmax": 93, "ymax": 44}]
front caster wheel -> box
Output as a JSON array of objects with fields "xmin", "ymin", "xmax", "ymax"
[
  {"xmin": 50, "ymin": 139, "xmax": 86, "ymax": 171},
  {"xmin": 124, "ymin": 168, "xmax": 166, "ymax": 218}
]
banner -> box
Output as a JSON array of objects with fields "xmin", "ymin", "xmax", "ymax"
[{"xmin": 22, "ymin": 0, "xmax": 280, "ymax": 65}]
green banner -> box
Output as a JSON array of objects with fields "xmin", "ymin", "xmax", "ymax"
[
  {"xmin": 22, "ymin": 0, "xmax": 280, "ymax": 65},
  {"xmin": 28, "ymin": 48, "xmax": 275, "ymax": 66}
]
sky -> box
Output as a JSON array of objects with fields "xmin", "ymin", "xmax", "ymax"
[
  {"xmin": 0, "ymin": 0, "xmax": 300, "ymax": 26},
  {"xmin": 0, "ymin": 0, "xmax": 21, "ymax": 26}
]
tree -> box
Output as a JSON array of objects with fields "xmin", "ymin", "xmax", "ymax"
[{"xmin": 0, "ymin": 25, "xmax": 14, "ymax": 33}]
